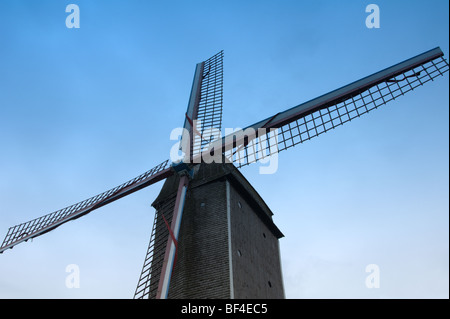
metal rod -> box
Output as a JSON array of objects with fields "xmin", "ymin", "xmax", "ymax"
[{"xmin": 156, "ymin": 174, "xmax": 189, "ymax": 299}]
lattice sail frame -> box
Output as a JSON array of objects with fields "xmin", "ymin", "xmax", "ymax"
[
  {"xmin": 191, "ymin": 50, "xmax": 224, "ymax": 157},
  {"xmin": 0, "ymin": 160, "xmax": 171, "ymax": 253},
  {"xmin": 222, "ymin": 50, "xmax": 449, "ymax": 167},
  {"xmin": 134, "ymin": 197, "xmax": 176, "ymax": 299}
]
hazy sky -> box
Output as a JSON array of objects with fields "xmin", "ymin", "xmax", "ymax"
[{"xmin": 0, "ymin": 0, "xmax": 448, "ymax": 298}]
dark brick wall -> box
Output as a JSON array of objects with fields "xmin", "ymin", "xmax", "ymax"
[
  {"xmin": 228, "ymin": 181, "xmax": 285, "ymax": 299},
  {"xmin": 168, "ymin": 178, "xmax": 231, "ymax": 299}
]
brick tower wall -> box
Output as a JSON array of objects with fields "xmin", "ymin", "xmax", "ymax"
[
  {"xmin": 168, "ymin": 178, "xmax": 231, "ymax": 298},
  {"xmin": 227, "ymin": 180, "xmax": 285, "ymax": 298}
]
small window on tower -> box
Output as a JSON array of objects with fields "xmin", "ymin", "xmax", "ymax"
[
  {"xmin": 237, "ymin": 249, "xmax": 242, "ymax": 257},
  {"xmin": 200, "ymin": 202, "xmax": 206, "ymax": 208},
  {"xmin": 238, "ymin": 201, "xmax": 242, "ymax": 209}
]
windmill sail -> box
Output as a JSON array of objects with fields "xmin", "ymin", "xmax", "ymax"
[
  {"xmin": 134, "ymin": 197, "xmax": 176, "ymax": 299},
  {"xmin": 190, "ymin": 51, "xmax": 224, "ymax": 158},
  {"xmin": 0, "ymin": 160, "xmax": 172, "ymax": 254},
  {"xmin": 219, "ymin": 47, "xmax": 448, "ymax": 167}
]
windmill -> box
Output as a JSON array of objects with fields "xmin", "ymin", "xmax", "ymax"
[{"xmin": 0, "ymin": 48, "xmax": 448, "ymax": 299}]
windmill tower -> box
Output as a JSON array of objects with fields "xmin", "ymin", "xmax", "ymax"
[
  {"xmin": 0, "ymin": 48, "xmax": 448, "ymax": 299},
  {"xmin": 140, "ymin": 162, "xmax": 284, "ymax": 299}
]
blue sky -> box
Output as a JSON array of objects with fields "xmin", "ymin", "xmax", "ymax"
[{"xmin": 0, "ymin": 0, "xmax": 448, "ymax": 298}]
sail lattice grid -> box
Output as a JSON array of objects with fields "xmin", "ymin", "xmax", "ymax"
[
  {"xmin": 228, "ymin": 54, "xmax": 449, "ymax": 168},
  {"xmin": 134, "ymin": 197, "xmax": 175, "ymax": 299},
  {"xmin": 192, "ymin": 51, "xmax": 224, "ymax": 158},
  {"xmin": 0, "ymin": 160, "xmax": 171, "ymax": 253}
]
